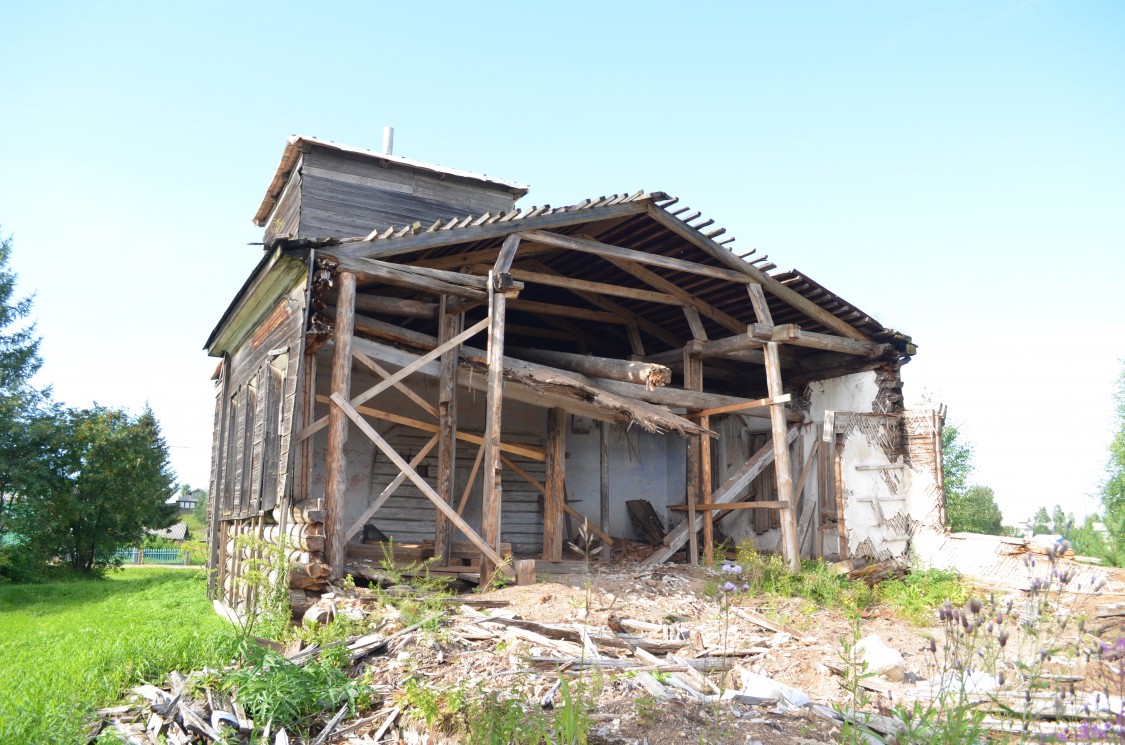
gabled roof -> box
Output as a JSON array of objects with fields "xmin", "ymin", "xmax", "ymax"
[{"xmin": 253, "ymin": 135, "xmax": 530, "ymax": 227}]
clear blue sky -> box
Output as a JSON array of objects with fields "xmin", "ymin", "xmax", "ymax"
[{"xmin": 1, "ymin": 1, "xmax": 1122, "ymax": 523}]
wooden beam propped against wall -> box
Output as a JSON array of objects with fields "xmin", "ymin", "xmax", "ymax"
[
  {"xmin": 641, "ymin": 428, "xmax": 798, "ymax": 566},
  {"xmin": 344, "ymin": 434, "xmax": 439, "ymax": 542}
]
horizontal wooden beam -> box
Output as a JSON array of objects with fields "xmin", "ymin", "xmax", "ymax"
[
  {"xmin": 507, "ymin": 298, "xmax": 628, "ymax": 325},
  {"xmin": 512, "ymin": 258, "xmax": 686, "ymax": 353},
  {"xmin": 325, "ymin": 254, "xmax": 487, "ymax": 300},
  {"xmin": 519, "ymin": 230, "xmax": 755, "ymax": 284},
  {"xmin": 669, "ymin": 501, "xmax": 791, "ymax": 511},
  {"xmin": 506, "ymin": 267, "xmax": 680, "ymax": 306},
  {"xmin": 353, "ymin": 294, "xmax": 437, "ymax": 320},
  {"xmin": 599, "ymin": 253, "xmax": 746, "ymax": 335},
  {"xmin": 760, "ymin": 323, "xmax": 891, "ymax": 358},
  {"xmin": 312, "ymin": 393, "xmax": 546, "ymax": 461},
  {"xmin": 588, "ymin": 378, "xmax": 800, "ymax": 422},
  {"xmin": 685, "ymin": 394, "xmax": 790, "ymax": 419},
  {"xmin": 509, "ymin": 347, "xmax": 671, "ymax": 388}
]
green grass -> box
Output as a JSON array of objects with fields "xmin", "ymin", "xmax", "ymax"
[
  {"xmin": 0, "ymin": 567, "xmax": 238, "ymax": 745},
  {"xmin": 724, "ymin": 545, "xmax": 973, "ymax": 625},
  {"xmin": 876, "ymin": 568, "xmax": 969, "ymax": 625}
]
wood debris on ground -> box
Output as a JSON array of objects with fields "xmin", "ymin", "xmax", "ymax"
[{"xmin": 91, "ymin": 557, "xmax": 1125, "ymax": 744}]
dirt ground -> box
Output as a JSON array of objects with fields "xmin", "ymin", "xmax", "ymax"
[{"xmin": 356, "ymin": 561, "xmax": 939, "ymax": 744}]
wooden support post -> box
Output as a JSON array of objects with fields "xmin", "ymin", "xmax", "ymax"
[
  {"xmin": 434, "ymin": 296, "xmax": 462, "ymax": 565},
  {"xmin": 544, "ymin": 408, "xmax": 567, "ymax": 562},
  {"xmin": 701, "ymin": 414, "xmax": 714, "ymax": 565},
  {"xmin": 834, "ymin": 433, "xmax": 848, "ymax": 559},
  {"xmin": 598, "ymin": 420, "xmax": 610, "ymax": 560},
  {"xmin": 514, "ymin": 559, "xmax": 537, "ymax": 586},
  {"xmin": 764, "ymin": 340, "xmax": 800, "ymax": 572},
  {"xmin": 683, "ymin": 344, "xmax": 703, "ymax": 566},
  {"xmin": 325, "ymin": 271, "xmax": 355, "ymax": 578},
  {"xmin": 480, "ymin": 268, "xmax": 511, "ymax": 585}
]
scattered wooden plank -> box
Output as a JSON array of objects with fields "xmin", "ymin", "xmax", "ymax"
[{"xmin": 732, "ymin": 607, "xmax": 805, "ymax": 641}]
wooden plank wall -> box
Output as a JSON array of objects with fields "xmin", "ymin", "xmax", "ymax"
[
  {"xmin": 216, "ymin": 294, "xmax": 303, "ymax": 521},
  {"xmin": 210, "ymin": 280, "xmax": 310, "ymax": 610},
  {"xmin": 361, "ymin": 429, "xmax": 546, "ymax": 555},
  {"xmin": 297, "ymin": 148, "xmax": 517, "ymax": 240},
  {"xmin": 264, "ymin": 170, "xmax": 303, "ymax": 245}
]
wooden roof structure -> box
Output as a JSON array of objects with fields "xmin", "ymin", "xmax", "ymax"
[{"xmin": 207, "ymin": 167, "xmax": 921, "ymax": 598}]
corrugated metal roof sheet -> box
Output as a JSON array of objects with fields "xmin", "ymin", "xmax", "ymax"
[{"xmin": 148, "ymin": 522, "xmax": 189, "ymax": 541}]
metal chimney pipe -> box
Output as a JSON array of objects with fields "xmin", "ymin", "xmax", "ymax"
[{"xmin": 382, "ymin": 126, "xmax": 394, "ymax": 156}]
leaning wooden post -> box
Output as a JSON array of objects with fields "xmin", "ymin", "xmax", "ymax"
[
  {"xmin": 480, "ymin": 234, "xmax": 520, "ymax": 586},
  {"xmin": 763, "ymin": 340, "xmax": 800, "ymax": 571},
  {"xmin": 543, "ymin": 408, "xmax": 566, "ymax": 562},
  {"xmin": 433, "ymin": 296, "xmax": 462, "ymax": 566},
  {"xmin": 325, "ymin": 271, "xmax": 356, "ymax": 579},
  {"xmin": 682, "ymin": 342, "xmax": 703, "ymax": 565}
]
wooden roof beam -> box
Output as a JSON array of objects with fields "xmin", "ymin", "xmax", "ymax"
[
  {"xmin": 757, "ymin": 324, "xmax": 891, "ymax": 358},
  {"xmin": 519, "ymin": 229, "xmax": 754, "ymax": 284},
  {"xmin": 643, "ymin": 204, "xmax": 869, "ymax": 342},
  {"xmin": 596, "ymin": 252, "xmax": 746, "ymax": 335},
  {"xmin": 520, "ymin": 260, "xmax": 686, "ymax": 351}
]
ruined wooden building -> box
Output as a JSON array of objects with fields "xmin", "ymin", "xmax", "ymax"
[{"xmin": 205, "ymin": 135, "xmax": 945, "ymax": 606}]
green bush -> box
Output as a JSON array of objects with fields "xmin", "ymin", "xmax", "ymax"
[
  {"xmin": 731, "ymin": 545, "xmax": 875, "ymax": 615},
  {"xmin": 877, "ymin": 569, "xmax": 969, "ymax": 625}
]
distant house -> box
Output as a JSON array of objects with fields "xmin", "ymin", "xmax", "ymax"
[
  {"xmin": 148, "ymin": 522, "xmax": 190, "ymax": 542},
  {"xmin": 176, "ymin": 489, "xmax": 206, "ymax": 514}
]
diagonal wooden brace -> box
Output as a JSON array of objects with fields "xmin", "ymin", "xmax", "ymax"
[
  {"xmin": 641, "ymin": 427, "xmax": 798, "ymax": 566},
  {"xmin": 344, "ymin": 433, "xmax": 439, "ymax": 541},
  {"xmin": 298, "ymin": 316, "xmax": 489, "ymax": 442},
  {"xmin": 330, "ymin": 392, "xmax": 512, "ymax": 575}
]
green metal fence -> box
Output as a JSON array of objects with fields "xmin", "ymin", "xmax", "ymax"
[{"xmin": 113, "ymin": 548, "xmax": 188, "ymax": 565}]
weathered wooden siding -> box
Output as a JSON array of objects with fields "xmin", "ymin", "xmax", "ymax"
[
  {"xmin": 214, "ymin": 281, "xmax": 305, "ymax": 521},
  {"xmin": 295, "ymin": 147, "xmax": 517, "ymax": 240},
  {"xmin": 264, "ymin": 166, "xmax": 303, "ymax": 245},
  {"xmin": 358, "ymin": 430, "xmax": 546, "ymax": 555}
]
